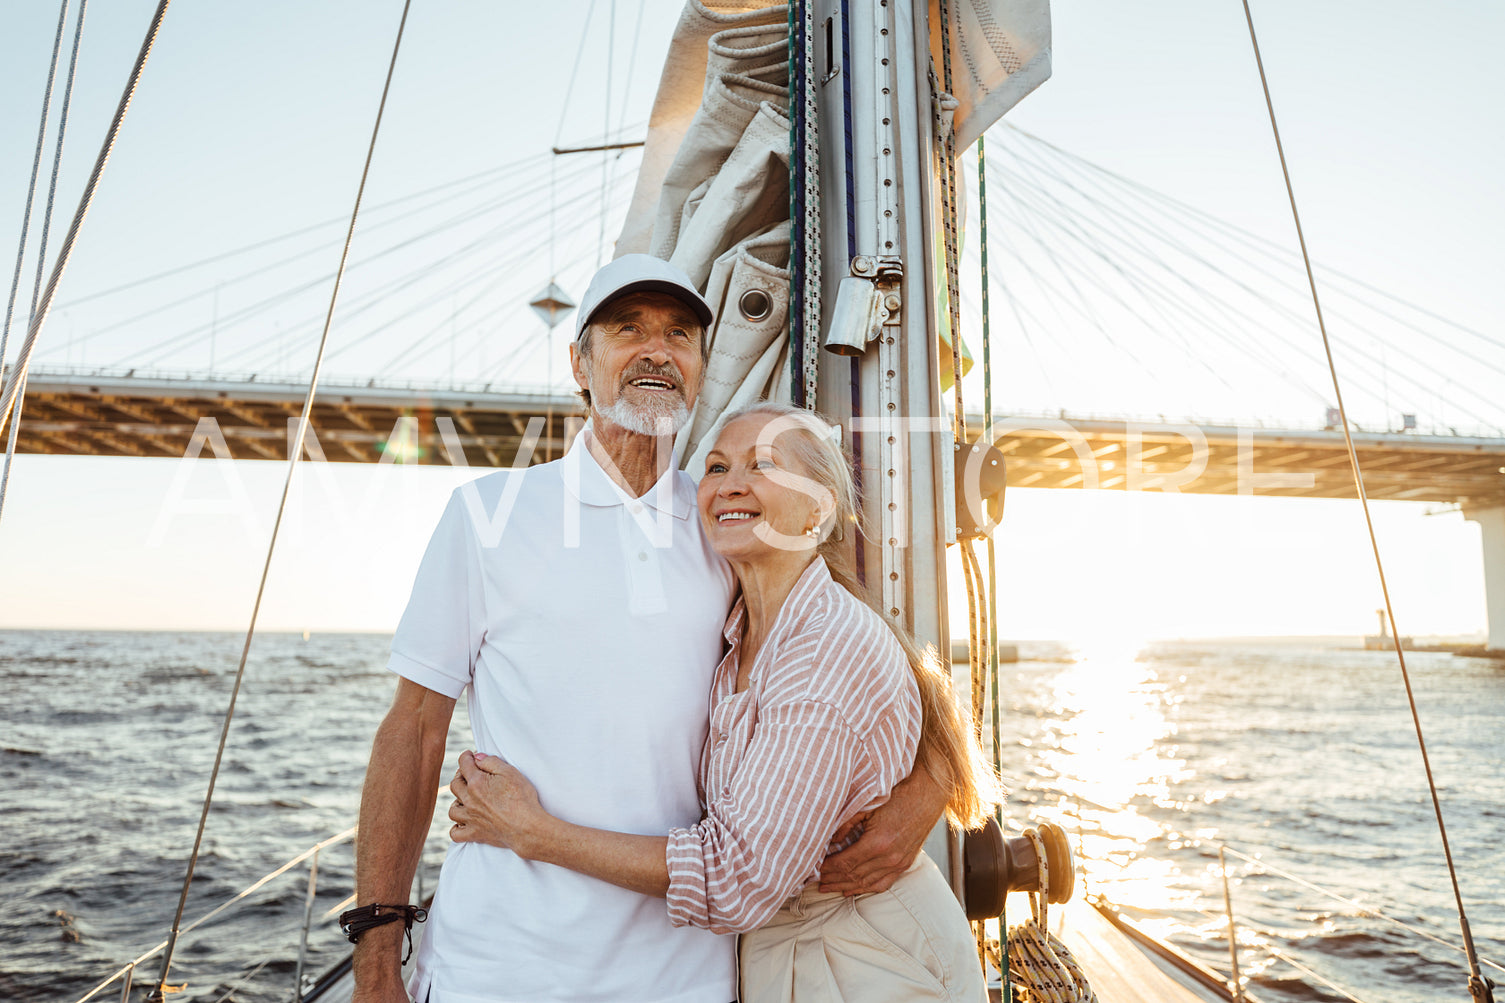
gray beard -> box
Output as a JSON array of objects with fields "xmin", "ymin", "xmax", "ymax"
[{"xmin": 596, "ymin": 395, "xmax": 691, "ymax": 437}]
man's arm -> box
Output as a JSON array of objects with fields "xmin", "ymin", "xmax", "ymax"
[
  {"xmin": 352, "ymin": 678, "xmax": 457, "ymax": 1003},
  {"xmin": 817, "ymin": 768, "xmax": 947, "ymax": 895}
]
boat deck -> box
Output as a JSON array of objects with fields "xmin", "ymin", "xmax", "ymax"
[{"xmin": 309, "ymin": 895, "xmax": 1233, "ymax": 1003}]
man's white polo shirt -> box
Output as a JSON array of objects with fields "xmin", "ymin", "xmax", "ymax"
[{"xmin": 387, "ymin": 432, "xmax": 735, "ymax": 1003}]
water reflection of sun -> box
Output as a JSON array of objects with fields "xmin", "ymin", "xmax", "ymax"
[{"xmin": 1023, "ymin": 634, "xmax": 1200, "ymax": 915}]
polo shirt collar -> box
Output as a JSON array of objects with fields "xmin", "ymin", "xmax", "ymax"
[{"xmin": 562, "ymin": 423, "xmax": 696, "ymax": 521}]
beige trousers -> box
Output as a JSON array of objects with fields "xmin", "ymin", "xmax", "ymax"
[{"xmin": 739, "ymin": 855, "xmax": 988, "ymax": 1003}]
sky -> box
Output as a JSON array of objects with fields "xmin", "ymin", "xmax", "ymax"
[{"xmin": 0, "ymin": 0, "xmax": 1501, "ymax": 641}]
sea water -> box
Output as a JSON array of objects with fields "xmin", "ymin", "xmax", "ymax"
[{"xmin": 1, "ymin": 630, "xmax": 1500, "ymax": 1003}]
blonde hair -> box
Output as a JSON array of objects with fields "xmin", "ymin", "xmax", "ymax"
[{"xmin": 719, "ymin": 401, "xmax": 1003, "ymax": 829}]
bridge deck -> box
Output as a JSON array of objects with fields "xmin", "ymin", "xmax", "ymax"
[{"xmin": 13, "ymin": 370, "xmax": 1505, "ymax": 506}]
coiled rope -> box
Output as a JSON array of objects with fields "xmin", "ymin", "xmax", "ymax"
[{"xmin": 1000, "ymin": 829, "xmax": 1098, "ymax": 1003}]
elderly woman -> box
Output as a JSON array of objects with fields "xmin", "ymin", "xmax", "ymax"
[{"xmin": 449, "ymin": 401, "xmax": 999, "ymax": 1001}]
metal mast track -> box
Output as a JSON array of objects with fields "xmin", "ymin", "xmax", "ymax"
[{"xmin": 797, "ymin": 0, "xmax": 956, "ymax": 874}]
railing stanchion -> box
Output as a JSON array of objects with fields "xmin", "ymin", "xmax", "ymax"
[
  {"xmin": 1220, "ymin": 845, "xmax": 1244, "ymax": 1002},
  {"xmin": 293, "ymin": 847, "xmax": 320, "ymax": 1002},
  {"xmin": 118, "ymin": 963, "xmax": 133, "ymax": 1003}
]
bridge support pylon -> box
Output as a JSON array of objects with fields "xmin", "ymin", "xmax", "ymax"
[{"xmin": 1462, "ymin": 504, "xmax": 1505, "ymax": 653}]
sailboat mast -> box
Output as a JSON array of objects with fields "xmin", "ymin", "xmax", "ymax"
[{"xmin": 801, "ymin": 0, "xmax": 961, "ymax": 881}]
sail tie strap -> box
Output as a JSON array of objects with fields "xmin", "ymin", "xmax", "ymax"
[
  {"xmin": 1239, "ymin": 4, "xmax": 1493, "ymax": 1001},
  {"xmin": 147, "ymin": 2, "xmax": 415, "ymax": 998}
]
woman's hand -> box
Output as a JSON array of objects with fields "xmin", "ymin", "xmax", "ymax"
[{"xmin": 448, "ymin": 750, "xmax": 549, "ymax": 859}]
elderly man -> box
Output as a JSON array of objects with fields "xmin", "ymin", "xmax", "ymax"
[{"xmin": 350, "ymin": 255, "xmax": 943, "ymax": 1003}]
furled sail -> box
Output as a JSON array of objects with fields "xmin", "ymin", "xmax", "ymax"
[
  {"xmin": 617, "ymin": 2, "xmax": 794, "ymax": 470},
  {"xmin": 617, "ymin": 0, "xmax": 1052, "ymax": 470}
]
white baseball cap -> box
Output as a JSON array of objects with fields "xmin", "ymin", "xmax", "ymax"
[{"xmin": 574, "ymin": 254, "xmax": 715, "ymax": 340}]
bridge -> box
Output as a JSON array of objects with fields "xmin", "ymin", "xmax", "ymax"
[
  {"xmin": 6, "ymin": 127, "xmax": 1504, "ymax": 646},
  {"xmin": 14, "ymin": 365, "xmax": 1505, "ymax": 651}
]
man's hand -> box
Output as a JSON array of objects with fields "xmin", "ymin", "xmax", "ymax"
[
  {"xmin": 448, "ymin": 751, "xmax": 550, "ymax": 859},
  {"xmin": 818, "ymin": 769, "xmax": 947, "ymax": 895}
]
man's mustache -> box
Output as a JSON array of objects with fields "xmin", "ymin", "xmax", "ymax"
[{"xmin": 619, "ymin": 360, "xmax": 687, "ymax": 393}]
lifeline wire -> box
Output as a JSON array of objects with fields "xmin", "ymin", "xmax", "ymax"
[
  {"xmin": 147, "ymin": 1, "xmax": 414, "ymax": 997},
  {"xmin": 0, "ymin": 0, "xmax": 171, "ymax": 444},
  {"xmin": 1240, "ymin": 4, "xmax": 1493, "ymax": 1001}
]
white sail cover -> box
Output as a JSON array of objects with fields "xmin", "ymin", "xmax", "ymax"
[{"xmin": 616, "ymin": 0, "xmax": 1051, "ymax": 466}]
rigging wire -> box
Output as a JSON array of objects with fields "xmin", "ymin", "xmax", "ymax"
[
  {"xmin": 0, "ymin": 0, "xmax": 88, "ymax": 521},
  {"xmin": 597, "ymin": 0, "xmax": 616, "ymax": 270},
  {"xmin": 0, "ymin": 0, "xmax": 172, "ymax": 448},
  {"xmin": 1, "ymin": 0, "xmax": 70, "ymax": 371},
  {"xmin": 0, "ymin": 0, "xmax": 78, "ymax": 525},
  {"xmin": 1239, "ymin": 5, "xmax": 1494, "ymax": 1002},
  {"xmin": 147, "ymin": 2, "xmax": 414, "ymax": 997}
]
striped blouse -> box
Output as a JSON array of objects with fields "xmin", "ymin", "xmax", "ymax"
[{"xmin": 665, "ymin": 557, "xmax": 921, "ymax": 934}]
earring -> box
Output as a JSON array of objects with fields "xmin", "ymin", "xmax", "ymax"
[{"xmin": 804, "ymin": 525, "xmax": 819, "ymax": 538}]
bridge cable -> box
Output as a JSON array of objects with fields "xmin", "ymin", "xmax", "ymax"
[
  {"xmin": 1240, "ymin": 4, "xmax": 1495, "ymax": 1001},
  {"xmin": 987, "ymin": 138, "xmax": 1504, "ymax": 427},
  {"xmin": 0, "ymin": 0, "xmax": 171, "ymax": 449},
  {"xmin": 146, "ymin": 1, "xmax": 413, "ymax": 997},
  {"xmin": 1002, "ymin": 120, "xmax": 1505, "ymax": 359},
  {"xmin": 992, "ymin": 128, "xmax": 1505, "ymax": 421},
  {"xmin": 55, "ymin": 150, "xmax": 554, "ymax": 309},
  {"xmin": 0, "ymin": 0, "xmax": 77, "ymax": 527}
]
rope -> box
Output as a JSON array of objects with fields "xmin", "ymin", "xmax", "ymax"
[
  {"xmin": 979, "ymin": 131, "xmax": 1011, "ymax": 1000},
  {"xmin": 0, "ymin": 0, "xmax": 78, "ymax": 525},
  {"xmin": 1003, "ymin": 830, "xmax": 1098, "ymax": 1003},
  {"xmin": 933, "ymin": 0, "xmax": 965, "ymax": 441},
  {"xmin": 1239, "ymin": 5, "xmax": 1493, "ymax": 1002},
  {"xmin": 147, "ymin": 2, "xmax": 414, "ymax": 997},
  {"xmin": 789, "ymin": 0, "xmax": 820, "ymax": 407}
]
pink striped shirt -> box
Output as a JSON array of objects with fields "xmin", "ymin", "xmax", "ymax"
[{"xmin": 665, "ymin": 557, "xmax": 921, "ymax": 934}]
